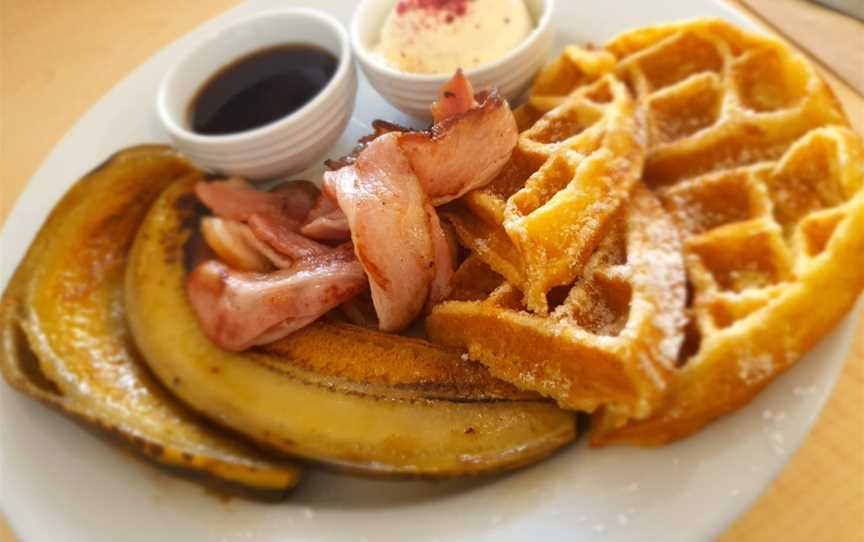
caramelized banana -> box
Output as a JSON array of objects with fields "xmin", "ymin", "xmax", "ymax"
[
  {"xmin": 126, "ymin": 175, "xmax": 577, "ymax": 477},
  {"xmin": 0, "ymin": 146, "xmax": 301, "ymax": 495}
]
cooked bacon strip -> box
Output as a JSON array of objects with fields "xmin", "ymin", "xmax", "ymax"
[
  {"xmin": 431, "ymin": 69, "xmax": 478, "ymax": 123},
  {"xmin": 200, "ymin": 217, "xmax": 273, "ymax": 272},
  {"xmin": 399, "ymin": 90, "xmax": 518, "ymax": 206},
  {"xmin": 321, "ymin": 73, "xmax": 516, "ymax": 210},
  {"xmin": 270, "ymin": 179, "xmax": 320, "ymax": 202},
  {"xmin": 187, "ymin": 245, "xmax": 367, "ymax": 351},
  {"xmin": 300, "ymin": 190, "xmax": 351, "ymax": 242},
  {"xmin": 192, "ymin": 71, "xmax": 517, "ymax": 344},
  {"xmin": 246, "ymin": 234, "xmax": 295, "ymax": 269},
  {"xmin": 426, "ymin": 204, "xmax": 455, "ymax": 307},
  {"xmin": 250, "ymin": 317, "xmax": 321, "ymax": 346},
  {"xmin": 203, "ymin": 213, "xmax": 334, "ymax": 270},
  {"xmin": 195, "ymin": 179, "xmax": 316, "ymax": 224},
  {"xmin": 324, "ymin": 133, "xmax": 435, "ymax": 332},
  {"xmin": 338, "ymin": 291, "xmax": 378, "ymax": 329},
  {"xmin": 324, "ymin": 120, "xmax": 409, "ymax": 171},
  {"xmin": 247, "ymin": 213, "xmax": 331, "ymax": 260},
  {"xmin": 197, "ymin": 179, "xmax": 327, "ymax": 266}
]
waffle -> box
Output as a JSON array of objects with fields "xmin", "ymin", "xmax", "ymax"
[
  {"xmin": 587, "ymin": 19, "xmax": 864, "ymax": 445},
  {"xmin": 428, "ymin": 185, "xmax": 688, "ymax": 419},
  {"xmin": 607, "ymin": 19, "xmax": 848, "ymax": 185},
  {"xmin": 593, "ymin": 128, "xmax": 864, "ymax": 444},
  {"xmin": 513, "ymin": 45, "xmax": 618, "ymax": 130},
  {"xmin": 443, "ymin": 54, "xmax": 646, "ymax": 313},
  {"xmin": 434, "ymin": 18, "xmax": 864, "ymax": 445}
]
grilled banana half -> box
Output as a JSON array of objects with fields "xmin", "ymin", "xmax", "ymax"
[
  {"xmin": 125, "ymin": 174, "xmax": 577, "ymax": 477},
  {"xmin": 0, "ymin": 146, "xmax": 302, "ymax": 496}
]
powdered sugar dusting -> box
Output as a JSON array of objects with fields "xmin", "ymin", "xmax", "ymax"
[
  {"xmin": 762, "ymin": 408, "xmax": 788, "ymax": 456},
  {"xmin": 793, "ymin": 385, "xmax": 818, "ymax": 397},
  {"xmin": 738, "ymin": 353, "xmax": 774, "ymax": 385}
]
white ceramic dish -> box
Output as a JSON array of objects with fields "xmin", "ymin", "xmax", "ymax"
[
  {"xmin": 1, "ymin": 1, "xmax": 860, "ymax": 541},
  {"xmin": 352, "ymin": 0, "xmax": 555, "ymax": 119},
  {"xmin": 157, "ymin": 8, "xmax": 357, "ymax": 179}
]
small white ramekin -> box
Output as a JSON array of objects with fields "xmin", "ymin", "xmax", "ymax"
[
  {"xmin": 351, "ymin": 0, "xmax": 555, "ymax": 120},
  {"xmin": 157, "ymin": 9, "xmax": 357, "ymax": 179}
]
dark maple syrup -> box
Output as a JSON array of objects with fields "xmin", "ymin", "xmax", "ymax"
[{"xmin": 189, "ymin": 44, "xmax": 338, "ymax": 135}]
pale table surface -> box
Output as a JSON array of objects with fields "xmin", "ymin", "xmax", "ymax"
[{"xmin": 1, "ymin": 1, "xmax": 862, "ymax": 541}]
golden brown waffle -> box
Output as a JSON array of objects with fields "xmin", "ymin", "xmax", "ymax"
[
  {"xmin": 607, "ymin": 18, "xmax": 848, "ymax": 184},
  {"xmin": 428, "ymin": 185, "xmax": 688, "ymax": 420},
  {"xmin": 588, "ymin": 19, "xmax": 864, "ymax": 445},
  {"xmin": 592, "ymin": 124, "xmax": 864, "ymax": 444},
  {"xmin": 434, "ymin": 19, "xmax": 864, "ymax": 446},
  {"xmin": 513, "ymin": 45, "xmax": 618, "ymax": 130},
  {"xmin": 444, "ymin": 58, "xmax": 646, "ymax": 314}
]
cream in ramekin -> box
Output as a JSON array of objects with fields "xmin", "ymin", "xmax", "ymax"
[{"xmin": 352, "ymin": 0, "xmax": 555, "ymax": 119}]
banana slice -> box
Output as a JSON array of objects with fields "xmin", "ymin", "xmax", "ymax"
[
  {"xmin": 126, "ymin": 175, "xmax": 577, "ymax": 477},
  {"xmin": 0, "ymin": 146, "xmax": 301, "ymax": 495}
]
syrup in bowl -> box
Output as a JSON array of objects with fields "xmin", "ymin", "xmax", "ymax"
[{"xmin": 189, "ymin": 44, "xmax": 338, "ymax": 136}]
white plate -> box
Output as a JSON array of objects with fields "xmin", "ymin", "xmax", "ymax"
[{"xmin": 1, "ymin": 1, "xmax": 860, "ymax": 541}]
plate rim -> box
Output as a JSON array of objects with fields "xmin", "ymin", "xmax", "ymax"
[{"xmin": 1, "ymin": 1, "xmax": 861, "ymax": 541}]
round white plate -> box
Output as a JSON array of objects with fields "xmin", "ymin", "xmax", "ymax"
[{"xmin": 1, "ymin": 1, "xmax": 860, "ymax": 541}]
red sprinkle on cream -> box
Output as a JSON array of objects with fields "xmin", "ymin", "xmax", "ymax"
[{"xmin": 396, "ymin": 0, "xmax": 472, "ymax": 18}]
